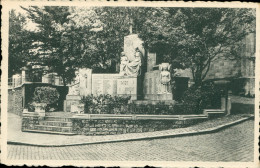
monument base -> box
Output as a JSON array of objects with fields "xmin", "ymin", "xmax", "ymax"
[
  {"xmin": 66, "ymin": 95, "xmax": 81, "ymax": 100},
  {"xmin": 144, "ymin": 93, "xmax": 173, "ymax": 101},
  {"xmin": 132, "ymin": 100, "xmax": 175, "ymax": 105},
  {"xmin": 117, "ymin": 94, "xmax": 138, "ymax": 100},
  {"xmin": 71, "ymin": 103, "xmax": 84, "ymax": 114},
  {"xmin": 64, "ymin": 95, "xmax": 82, "ymax": 112}
]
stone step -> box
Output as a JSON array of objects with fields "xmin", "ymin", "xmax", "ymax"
[
  {"xmin": 45, "ymin": 112, "xmax": 73, "ymax": 117},
  {"xmin": 39, "ymin": 121, "xmax": 73, "ymax": 127},
  {"xmin": 34, "ymin": 125, "xmax": 73, "ymax": 133},
  {"xmin": 22, "ymin": 129, "xmax": 76, "ymax": 136},
  {"xmin": 44, "ymin": 116, "xmax": 72, "ymax": 122},
  {"xmin": 183, "ymin": 116, "xmax": 208, "ymax": 120},
  {"xmin": 206, "ymin": 110, "xmax": 225, "ymax": 113}
]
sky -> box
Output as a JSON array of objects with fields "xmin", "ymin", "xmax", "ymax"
[{"xmin": 10, "ymin": 5, "xmax": 39, "ymax": 31}]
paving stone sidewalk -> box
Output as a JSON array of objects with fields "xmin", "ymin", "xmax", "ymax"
[{"xmin": 7, "ymin": 113, "xmax": 253, "ymax": 147}]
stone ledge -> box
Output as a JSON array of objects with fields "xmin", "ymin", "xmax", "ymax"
[{"xmin": 72, "ymin": 113, "xmax": 217, "ymax": 121}]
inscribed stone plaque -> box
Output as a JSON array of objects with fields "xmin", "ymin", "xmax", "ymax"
[
  {"xmin": 113, "ymin": 79, "xmax": 117, "ymax": 95},
  {"xmin": 91, "ymin": 74, "xmax": 119, "ymax": 96},
  {"xmin": 92, "ymin": 74, "xmax": 104, "ymax": 95},
  {"xmin": 117, "ymin": 77, "xmax": 137, "ymax": 95},
  {"xmin": 148, "ymin": 78, "xmax": 152, "ymax": 94},
  {"xmin": 154, "ymin": 76, "xmax": 157, "ymax": 94},
  {"xmin": 144, "ymin": 78, "xmax": 148, "ymax": 94},
  {"xmin": 103, "ymin": 74, "xmax": 118, "ymax": 95},
  {"xmin": 103, "ymin": 79, "xmax": 113, "ymax": 95}
]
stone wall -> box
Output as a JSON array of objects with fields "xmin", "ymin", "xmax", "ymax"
[
  {"xmin": 21, "ymin": 112, "xmax": 225, "ymax": 135},
  {"xmin": 22, "ymin": 115, "xmax": 40, "ymax": 130},
  {"xmin": 71, "ymin": 118, "xmax": 205, "ymax": 136},
  {"xmin": 175, "ymin": 34, "xmax": 255, "ymax": 97},
  {"xmin": 205, "ymin": 57, "xmax": 241, "ymax": 80},
  {"xmin": 8, "ymin": 87, "xmax": 23, "ymax": 116}
]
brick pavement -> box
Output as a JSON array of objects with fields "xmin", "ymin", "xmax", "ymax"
[
  {"xmin": 7, "ymin": 120, "xmax": 254, "ymax": 161},
  {"xmin": 7, "ymin": 113, "xmax": 253, "ymax": 146}
]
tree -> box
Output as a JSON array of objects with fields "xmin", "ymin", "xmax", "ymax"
[
  {"xmin": 20, "ymin": 7, "xmax": 158, "ymax": 83},
  {"xmin": 19, "ymin": 7, "xmax": 255, "ymax": 88},
  {"xmin": 21, "ymin": 6, "xmax": 75, "ymax": 86},
  {"xmin": 66, "ymin": 7, "xmax": 134, "ymax": 73},
  {"xmin": 139, "ymin": 8, "xmax": 256, "ymax": 87},
  {"xmin": 8, "ymin": 9, "xmax": 32, "ymax": 77},
  {"xmin": 66, "ymin": 7, "xmax": 153, "ymax": 73}
]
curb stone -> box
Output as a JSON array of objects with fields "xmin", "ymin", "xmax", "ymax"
[{"xmin": 7, "ymin": 116, "xmax": 254, "ymax": 147}]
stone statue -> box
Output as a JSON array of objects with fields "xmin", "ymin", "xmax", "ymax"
[
  {"xmin": 119, "ymin": 52, "xmax": 129, "ymax": 76},
  {"xmin": 68, "ymin": 70, "xmax": 80, "ymax": 95},
  {"xmin": 119, "ymin": 48, "xmax": 143, "ymax": 77},
  {"xmin": 159, "ymin": 63, "xmax": 171, "ymax": 93},
  {"xmin": 126, "ymin": 47, "xmax": 142, "ymax": 77}
]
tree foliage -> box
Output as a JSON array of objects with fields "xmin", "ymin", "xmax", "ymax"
[
  {"xmin": 21, "ymin": 6, "xmax": 74, "ymax": 85},
  {"xmin": 9, "ymin": 9, "xmax": 32, "ymax": 77},
  {"xmin": 66, "ymin": 7, "xmax": 149, "ymax": 73},
  {"xmin": 139, "ymin": 8, "xmax": 255, "ymax": 86},
  {"xmin": 10, "ymin": 7, "xmax": 255, "ymax": 87}
]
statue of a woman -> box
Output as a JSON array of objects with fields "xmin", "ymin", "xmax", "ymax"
[
  {"xmin": 119, "ymin": 52, "xmax": 129, "ymax": 76},
  {"xmin": 159, "ymin": 63, "xmax": 171, "ymax": 93}
]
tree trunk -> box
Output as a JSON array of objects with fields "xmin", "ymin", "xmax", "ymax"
[
  {"xmin": 62, "ymin": 75, "xmax": 67, "ymax": 86},
  {"xmin": 194, "ymin": 72, "xmax": 203, "ymax": 88}
]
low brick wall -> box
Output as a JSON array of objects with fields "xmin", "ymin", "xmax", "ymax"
[
  {"xmin": 71, "ymin": 117, "xmax": 206, "ymax": 136},
  {"xmin": 8, "ymin": 87, "xmax": 23, "ymax": 116}
]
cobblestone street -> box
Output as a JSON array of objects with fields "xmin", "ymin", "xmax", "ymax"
[{"xmin": 7, "ymin": 120, "xmax": 254, "ymax": 161}]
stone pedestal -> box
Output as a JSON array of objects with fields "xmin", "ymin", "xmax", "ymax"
[
  {"xmin": 12, "ymin": 74, "xmax": 21, "ymax": 87},
  {"xmin": 133, "ymin": 100, "xmax": 175, "ymax": 105},
  {"xmin": 79, "ymin": 68, "xmax": 92, "ymax": 96},
  {"xmin": 64, "ymin": 95, "xmax": 81, "ymax": 112},
  {"xmin": 144, "ymin": 93, "xmax": 173, "ymax": 101},
  {"xmin": 21, "ymin": 68, "xmax": 28, "ymax": 84},
  {"xmin": 71, "ymin": 103, "xmax": 85, "ymax": 114}
]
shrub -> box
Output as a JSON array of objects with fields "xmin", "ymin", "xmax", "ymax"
[
  {"xmin": 181, "ymin": 83, "xmax": 221, "ymax": 114},
  {"xmin": 27, "ymin": 101, "xmax": 35, "ymax": 112},
  {"xmin": 32, "ymin": 86, "xmax": 60, "ymax": 111},
  {"xmin": 81, "ymin": 93, "xmax": 217, "ymax": 115},
  {"xmin": 81, "ymin": 94, "xmax": 131, "ymax": 114}
]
